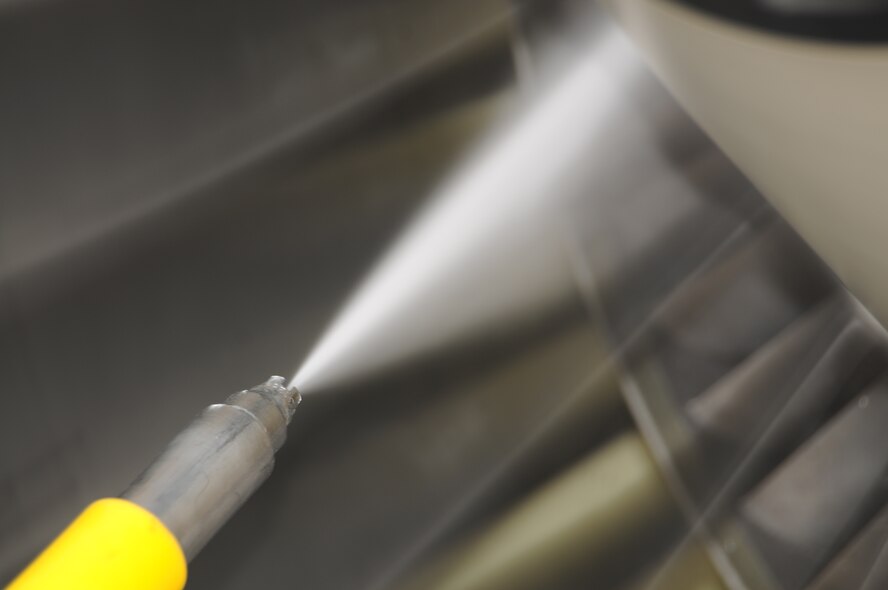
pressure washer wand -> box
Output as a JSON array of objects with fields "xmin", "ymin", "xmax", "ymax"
[{"xmin": 9, "ymin": 376, "xmax": 301, "ymax": 590}]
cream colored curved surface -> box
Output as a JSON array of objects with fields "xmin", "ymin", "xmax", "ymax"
[{"xmin": 607, "ymin": 0, "xmax": 888, "ymax": 328}]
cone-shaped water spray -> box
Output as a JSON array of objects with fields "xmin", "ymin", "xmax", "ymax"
[{"xmin": 291, "ymin": 30, "xmax": 636, "ymax": 393}]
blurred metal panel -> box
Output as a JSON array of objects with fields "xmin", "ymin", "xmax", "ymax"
[{"xmin": 0, "ymin": 0, "xmax": 510, "ymax": 280}]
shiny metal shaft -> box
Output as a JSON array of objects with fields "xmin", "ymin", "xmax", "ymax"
[{"xmin": 123, "ymin": 376, "xmax": 301, "ymax": 560}]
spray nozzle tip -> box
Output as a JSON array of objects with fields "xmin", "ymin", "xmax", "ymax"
[{"xmin": 260, "ymin": 376, "xmax": 301, "ymax": 418}]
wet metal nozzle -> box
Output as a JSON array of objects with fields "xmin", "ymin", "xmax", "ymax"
[{"xmin": 123, "ymin": 376, "xmax": 301, "ymax": 560}]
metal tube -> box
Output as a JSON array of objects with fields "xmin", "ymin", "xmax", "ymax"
[{"xmin": 123, "ymin": 376, "xmax": 300, "ymax": 560}]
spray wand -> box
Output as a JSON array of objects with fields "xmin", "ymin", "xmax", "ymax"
[{"xmin": 8, "ymin": 377, "xmax": 301, "ymax": 590}]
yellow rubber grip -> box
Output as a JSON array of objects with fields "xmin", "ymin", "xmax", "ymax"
[{"xmin": 8, "ymin": 498, "xmax": 187, "ymax": 590}]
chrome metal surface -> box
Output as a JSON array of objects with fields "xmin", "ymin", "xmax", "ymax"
[{"xmin": 741, "ymin": 380, "xmax": 888, "ymax": 589}]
